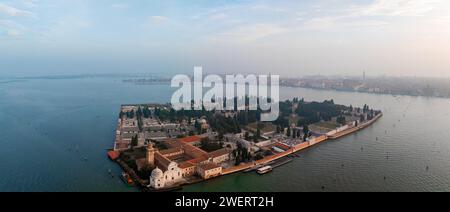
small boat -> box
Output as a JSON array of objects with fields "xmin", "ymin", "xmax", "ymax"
[
  {"xmin": 257, "ymin": 166, "xmax": 273, "ymax": 175},
  {"xmin": 120, "ymin": 172, "xmax": 134, "ymax": 186},
  {"xmin": 243, "ymin": 164, "xmax": 263, "ymax": 173},
  {"xmin": 243, "ymin": 166, "xmax": 258, "ymax": 173}
]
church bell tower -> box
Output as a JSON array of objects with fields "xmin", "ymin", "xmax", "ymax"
[{"xmin": 146, "ymin": 143, "xmax": 155, "ymax": 167}]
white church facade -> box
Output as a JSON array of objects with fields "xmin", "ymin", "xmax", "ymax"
[
  {"xmin": 149, "ymin": 161, "xmax": 183, "ymax": 189},
  {"xmin": 147, "ymin": 144, "xmax": 183, "ymax": 189}
]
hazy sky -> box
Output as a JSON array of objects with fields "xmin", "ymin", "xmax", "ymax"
[{"xmin": 1, "ymin": 0, "xmax": 450, "ymax": 77}]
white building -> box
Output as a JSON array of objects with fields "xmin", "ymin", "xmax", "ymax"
[
  {"xmin": 149, "ymin": 161, "xmax": 183, "ymax": 189},
  {"xmin": 149, "ymin": 168, "xmax": 165, "ymax": 189},
  {"xmin": 149, "ymin": 152, "xmax": 183, "ymax": 189}
]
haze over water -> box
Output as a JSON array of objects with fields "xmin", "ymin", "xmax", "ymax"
[{"xmin": 1, "ymin": 77, "xmax": 449, "ymax": 192}]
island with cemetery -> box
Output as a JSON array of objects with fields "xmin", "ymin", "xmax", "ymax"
[{"xmin": 107, "ymin": 98, "xmax": 382, "ymax": 191}]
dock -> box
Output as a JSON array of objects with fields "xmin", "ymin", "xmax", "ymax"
[
  {"xmin": 243, "ymin": 161, "xmax": 275, "ymax": 173},
  {"xmin": 271, "ymin": 157, "xmax": 293, "ymax": 169}
]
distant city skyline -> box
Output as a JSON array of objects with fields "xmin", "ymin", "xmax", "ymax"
[{"xmin": 1, "ymin": 0, "xmax": 450, "ymax": 77}]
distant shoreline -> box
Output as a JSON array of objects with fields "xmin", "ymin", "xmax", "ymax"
[
  {"xmin": 4, "ymin": 73, "xmax": 448, "ymax": 100},
  {"xmin": 281, "ymin": 85, "xmax": 450, "ymax": 100}
]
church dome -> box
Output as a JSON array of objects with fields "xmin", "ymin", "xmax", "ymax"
[
  {"xmin": 151, "ymin": 167, "xmax": 163, "ymax": 178},
  {"xmin": 168, "ymin": 162, "xmax": 178, "ymax": 170}
]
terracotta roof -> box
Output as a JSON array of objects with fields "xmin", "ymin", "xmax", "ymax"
[
  {"xmin": 207, "ymin": 148, "xmax": 231, "ymax": 158},
  {"xmin": 275, "ymin": 142, "xmax": 291, "ymax": 151},
  {"xmin": 197, "ymin": 163, "xmax": 221, "ymax": 171},
  {"xmin": 178, "ymin": 161, "xmax": 195, "ymax": 169},
  {"xmin": 178, "ymin": 135, "xmax": 202, "ymax": 143},
  {"xmin": 107, "ymin": 151, "xmax": 120, "ymax": 160},
  {"xmin": 159, "ymin": 147, "xmax": 183, "ymax": 156},
  {"xmin": 188, "ymin": 155, "xmax": 208, "ymax": 165},
  {"xmin": 155, "ymin": 152, "xmax": 171, "ymax": 171},
  {"xmin": 165, "ymin": 139, "xmax": 184, "ymax": 148},
  {"xmin": 183, "ymin": 144, "xmax": 208, "ymax": 158}
]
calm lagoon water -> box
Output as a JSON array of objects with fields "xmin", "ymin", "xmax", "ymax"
[{"xmin": 1, "ymin": 77, "xmax": 450, "ymax": 192}]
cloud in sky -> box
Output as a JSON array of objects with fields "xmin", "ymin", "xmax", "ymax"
[
  {"xmin": 22, "ymin": 0, "xmax": 38, "ymax": 9},
  {"xmin": 1, "ymin": 0, "xmax": 450, "ymax": 77},
  {"xmin": 208, "ymin": 23, "xmax": 289, "ymax": 43},
  {"xmin": 349, "ymin": 0, "xmax": 441, "ymax": 17},
  {"xmin": 0, "ymin": 3, "xmax": 34, "ymax": 17}
]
